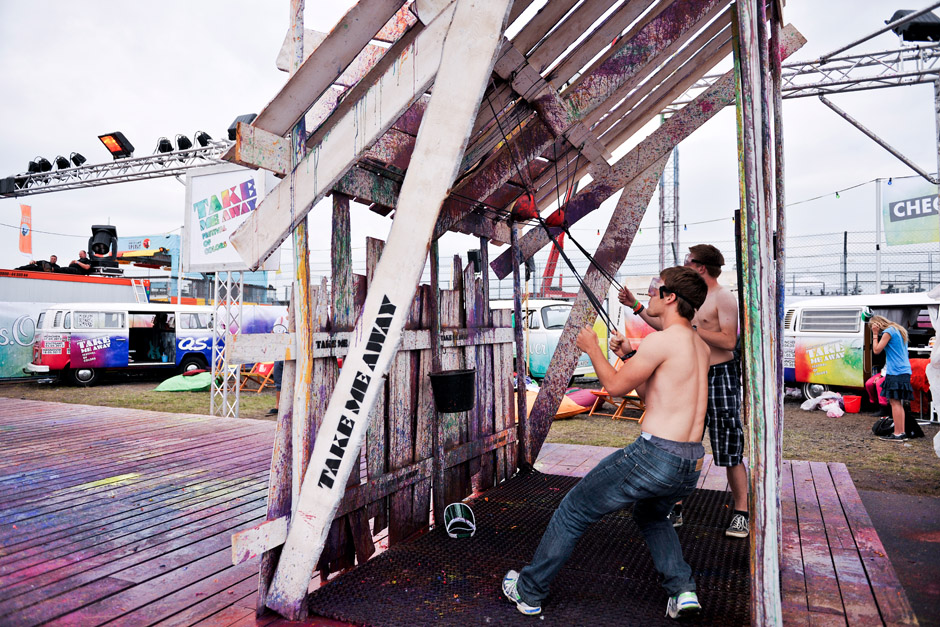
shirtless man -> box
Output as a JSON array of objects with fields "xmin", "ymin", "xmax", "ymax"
[
  {"xmin": 619, "ymin": 244, "xmax": 747, "ymax": 538},
  {"xmin": 502, "ymin": 266, "xmax": 710, "ymax": 619}
]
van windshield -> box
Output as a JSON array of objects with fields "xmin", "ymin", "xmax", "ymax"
[{"xmin": 541, "ymin": 305, "xmax": 571, "ymax": 330}]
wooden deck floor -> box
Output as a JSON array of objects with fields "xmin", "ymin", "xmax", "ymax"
[{"xmin": 0, "ymin": 399, "xmax": 918, "ymax": 625}]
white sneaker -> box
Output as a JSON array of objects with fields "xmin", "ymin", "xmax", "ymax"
[
  {"xmin": 502, "ymin": 570, "xmax": 541, "ymax": 616},
  {"xmin": 666, "ymin": 590, "xmax": 701, "ymax": 619}
]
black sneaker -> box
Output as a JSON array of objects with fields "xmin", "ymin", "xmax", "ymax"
[
  {"xmin": 667, "ymin": 509, "xmax": 683, "ymax": 528},
  {"xmin": 879, "ymin": 433, "xmax": 908, "ymax": 442},
  {"xmin": 266, "ymin": 407, "xmax": 278, "ymax": 416},
  {"xmin": 725, "ymin": 513, "xmax": 748, "ymax": 538}
]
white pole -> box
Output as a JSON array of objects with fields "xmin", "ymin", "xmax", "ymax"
[{"xmin": 875, "ymin": 178, "xmax": 882, "ymax": 293}]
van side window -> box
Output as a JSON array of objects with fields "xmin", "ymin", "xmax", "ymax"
[
  {"xmin": 798, "ymin": 309, "xmax": 860, "ymax": 333},
  {"xmin": 64, "ymin": 313, "xmax": 71, "ymax": 329},
  {"xmin": 53, "ymin": 311, "xmax": 63, "ymax": 328},
  {"xmin": 541, "ymin": 305, "xmax": 571, "ymax": 330},
  {"xmin": 179, "ymin": 313, "xmax": 210, "ymax": 330},
  {"xmin": 74, "ymin": 312, "xmax": 97, "ymax": 329},
  {"xmin": 103, "ymin": 312, "xmax": 125, "ymax": 329},
  {"xmin": 37, "ymin": 312, "xmax": 45, "ymax": 329}
]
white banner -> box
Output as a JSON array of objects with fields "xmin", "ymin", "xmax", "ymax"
[{"xmin": 182, "ymin": 164, "xmax": 280, "ymax": 272}]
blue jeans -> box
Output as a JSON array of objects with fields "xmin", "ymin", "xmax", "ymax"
[{"xmin": 516, "ymin": 437, "xmax": 702, "ymax": 604}]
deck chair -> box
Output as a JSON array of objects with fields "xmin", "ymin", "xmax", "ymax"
[
  {"xmin": 587, "ymin": 360, "xmax": 645, "ymax": 423},
  {"xmin": 240, "ymin": 362, "xmax": 275, "ymax": 393}
]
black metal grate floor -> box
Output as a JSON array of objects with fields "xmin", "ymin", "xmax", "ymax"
[{"xmin": 307, "ymin": 471, "xmax": 749, "ymax": 626}]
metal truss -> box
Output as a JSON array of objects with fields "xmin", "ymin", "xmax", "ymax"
[
  {"xmin": 0, "ymin": 141, "xmax": 234, "ymax": 198},
  {"xmin": 668, "ymin": 43, "xmax": 940, "ymax": 111},
  {"xmin": 210, "ymin": 271, "xmax": 244, "ymax": 419}
]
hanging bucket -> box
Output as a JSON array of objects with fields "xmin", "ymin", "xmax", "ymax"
[{"xmin": 429, "ymin": 368, "xmax": 476, "ymax": 413}]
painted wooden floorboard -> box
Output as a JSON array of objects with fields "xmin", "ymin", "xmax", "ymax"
[{"xmin": 0, "ymin": 399, "xmax": 918, "ymax": 626}]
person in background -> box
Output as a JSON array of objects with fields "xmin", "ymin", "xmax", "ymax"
[
  {"xmin": 869, "ymin": 315, "xmax": 913, "ymax": 441},
  {"xmin": 58, "ymin": 250, "xmax": 92, "ymax": 274},
  {"xmin": 864, "ymin": 372, "xmax": 888, "ymax": 417},
  {"xmin": 17, "ymin": 254, "xmax": 59, "ymax": 272}
]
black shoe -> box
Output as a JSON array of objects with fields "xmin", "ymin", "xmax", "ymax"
[
  {"xmin": 266, "ymin": 407, "xmax": 278, "ymax": 416},
  {"xmin": 879, "ymin": 433, "xmax": 908, "ymax": 442}
]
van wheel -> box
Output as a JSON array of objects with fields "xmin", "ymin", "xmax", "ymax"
[
  {"xmin": 802, "ymin": 382, "xmax": 829, "ymax": 401},
  {"xmin": 179, "ymin": 355, "xmax": 207, "ymax": 375},
  {"xmin": 68, "ymin": 367, "xmax": 99, "ymax": 386}
]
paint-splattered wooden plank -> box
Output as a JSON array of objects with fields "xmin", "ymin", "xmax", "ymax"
[
  {"xmin": 413, "ymin": 285, "xmax": 435, "ymax": 533},
  {"xmin": 463, "ymin": 264, "xmax": 483, "ymax": 481},
  {"xmin": 790, "ymin": 461, "xmax": 844, "ymax": 620},
  {"xmin": 364, "ymin": 236, "xmax": 389, "ymax": 535},
  {"xmin": 148, "ymin": 569, "xmax": 258, "ymax": 627},
  {"xmin": 439, "ymin": 286, "xmax": 469, "ymax": 507},
  {"xmin": 780, "ymin": 460, "xmax": 809, "ymax": 626},
  {"xmin": 828, "ymin": 463, "xmax": 918, "ymax": 626},
  {"xmin": 230, "ymin": 3, "xmax": 456, "ymax": 269}
]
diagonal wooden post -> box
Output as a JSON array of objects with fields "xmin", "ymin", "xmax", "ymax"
[
  {"xmin": 264, "ymin": 0, "xmax": 514, "ymax": 618},
  {"xmin": 732, "ymin": 1, "xmax": 782, "ymax": 623},
  {"xmin": 522, "ymin": 155, "xmax": 669, "ymax": 464}
]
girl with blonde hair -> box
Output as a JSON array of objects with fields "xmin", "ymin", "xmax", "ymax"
[{"xmin": 869, "ymin": 315, "xmax": 913, "ymax": 441}]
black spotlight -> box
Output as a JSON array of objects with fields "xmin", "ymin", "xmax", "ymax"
[
  {"xmin": 176, "ymin": 134, "xmax": 193, "ymax": 150},
  {"xmin": 29, "ymin": 157, "xmax": 53, "ymax": 173},
  {"xmin": 888, "ymin": 9, "xmax": 940, "ymax": 42},
  {"xmin": 155, "ymin": 137, "xmax": 173, "ymax": 153},
  {"xmin": 88, "ymin": 225, "xmax": 120, "ymax": 271},
  {"xmin": 194, "ymin": 131, "xmax": 212, "ymax": 147},
  {"xmin": 227, "ymin": 113, "xmax": 257, "ymax": 140},
  {"xmin": 55, "ymin": 155, "xmax": 70, "ymax": 170},
  {"xmin": 70, "ymin": 152, "xmax": 87, "ymax": 167}
]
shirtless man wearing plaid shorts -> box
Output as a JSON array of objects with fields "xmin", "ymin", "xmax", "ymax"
[{"xmin": 619, "ymin": 244, "xmax": 748, "ymax": 538}]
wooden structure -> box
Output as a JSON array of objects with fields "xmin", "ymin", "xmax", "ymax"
[
  {"xmin": 0, "ymin": 399, "xmax": 918, "ymax": 626},
  {"xmin": 218, "ymin": 0, "xmax": 805, "ymax": 621}
]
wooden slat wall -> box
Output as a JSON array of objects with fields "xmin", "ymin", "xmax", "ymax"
[{"xmin": 293, "ymin": 237, "xmax": 517, "ymax": 570}]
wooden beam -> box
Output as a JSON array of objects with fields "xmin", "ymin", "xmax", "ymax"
[
  {"xmin": 489, "ymin": 24, "xmax": 807, "ymax": 280},
  {"xmin": 264, "ymin": 1, "xmax": 513, "ymax": 617},
  {"xmin": 252, "ymin": 0, "xmax": 407, "ymax": 137},
  {"xmin": 230, "ymin": 123, "xmax": 291, "ymax": 176},
  {"xmin": 227, "ymin": 327, "xmax": 515, "ymax": 365},
  {"xmin": 230, "ymin": 4, "xmax": 455, "ymax": 269}
]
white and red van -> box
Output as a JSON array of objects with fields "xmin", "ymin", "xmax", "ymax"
[{"xmin": 25, "ymin": 302, "xmax": 214, "ymax": 385}]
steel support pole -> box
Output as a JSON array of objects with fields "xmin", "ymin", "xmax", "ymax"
[{"xmin": 876, "ymin": 178, "xmax": 883, "ymax": 293}]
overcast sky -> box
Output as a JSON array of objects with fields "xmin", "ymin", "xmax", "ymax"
[{"xmin": 0, "ymin": 1, "xmax": 936, "ymax": 285}]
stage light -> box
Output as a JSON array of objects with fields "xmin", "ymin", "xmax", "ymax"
[
  {"xmin": 98, "ymin": 132, "xmax": 135, "ymax": 159},
  {"xmin": 70, "ymin": 152, "xmax": 86, "ymax": 167},
  {"xmin": 227, "ymin": 113, "xmax": 257, "ymax": 140},
  {"xmin": 155, "ymin": 137, "xmax": 173, "ymax": 154},
  {"xmin": 32, "ymin": 157, "xmax": 52, "ymax": 172},
  {"xmin": 888, "ymin": 9, "xmax": 940, "ymax": 42},
  {"xmin": 194, "ymin": 131, "xmax": 212, "ymax": 147},
  {"xmin": 54, "ymin": 155, "xmax": 70, "ymax": 170},
  {"xmin": 88, "ymin": 225, "xmax": 119, "ymax": 271},
  {"xmin": 176, "ymin": 134, "xmax": 193, "ymax": 150}
]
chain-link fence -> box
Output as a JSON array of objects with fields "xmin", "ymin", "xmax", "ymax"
[{"xmin": 487, "ymin": 231, "xmax": 940, "ymax": 300}]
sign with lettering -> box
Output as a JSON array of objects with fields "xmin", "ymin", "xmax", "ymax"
[
  {"xmin": 882, "ymin": 178, "xmax": 940, "ymax": 246},
  {"xmin": 182, "ymin": 164, "xmax": 280, "ymax": 272}
]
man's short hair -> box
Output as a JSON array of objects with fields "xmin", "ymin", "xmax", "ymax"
[
  {"xmin": 688, "ymin": 244, "xmax": 724, "ymax": 278},
  {"xmin": 661, "ymin": 266, "xmax": 707, "ymax": 321}
]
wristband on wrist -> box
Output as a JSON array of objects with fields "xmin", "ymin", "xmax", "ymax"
[
  {"xmin": 621, "ymin": 350, "xmax": 637, "ymax": 361},
  {"xmin": 632, "ymin": 301, "xmax": 644, "ymax": 314}
]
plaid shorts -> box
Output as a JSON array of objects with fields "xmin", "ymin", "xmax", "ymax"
[{"xmin": 705, "ymin": 359, "xmax": 744, "ymax": 468}]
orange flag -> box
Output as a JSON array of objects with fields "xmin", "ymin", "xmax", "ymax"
[{"xmin": 18, "ymin": 204, "xmax": 32, "ymax": 256}]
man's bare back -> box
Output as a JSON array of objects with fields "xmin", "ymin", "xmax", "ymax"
[
  {"xmin": 692, "ymin": 283, "xmax": 737, "ymax": 366},
  {"xmin": 637, "ymin": 325, "xmax": 710, "ymax": 442}
]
